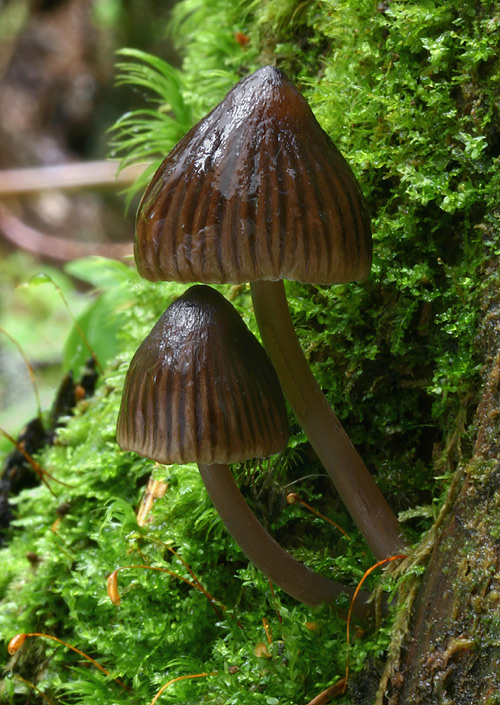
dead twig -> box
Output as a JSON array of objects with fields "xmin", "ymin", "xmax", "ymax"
[
  {"xmin": 0, "ymin": 205, "xmax": 132, "ymax": 262},
  {"xmin": 0, "ymin": 160, "xmax": 149, "ymax": 196}
]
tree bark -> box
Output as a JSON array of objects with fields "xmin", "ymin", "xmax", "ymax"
[{"xmin": 376, "ymin": 266, "xmax": 500, "ymax": 704}]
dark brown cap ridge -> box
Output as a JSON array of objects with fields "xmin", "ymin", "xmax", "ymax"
[
  {"xmin": 116, "ymin": 284, "xmax": 289, "ymax": 465},
  {"xmin": 135, "ymin": 65, "xmax": 372, "ymax": 285}
]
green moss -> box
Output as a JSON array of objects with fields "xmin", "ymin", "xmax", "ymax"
[
  {"xmin": 2, "ymin": 0, "xmax": 500, "ymax": 703},
  {"xmin": 0, "ymin": 267, "xmax": 391, "ymax": 704}
]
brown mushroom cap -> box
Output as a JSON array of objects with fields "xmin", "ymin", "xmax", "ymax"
[
  {"xmin": 116, "ymin": 284, "xmax": 289, "ymax": 464},
  {"xmin": 135, "ymin": 65, "xmax": 371, "ymax": 286}
]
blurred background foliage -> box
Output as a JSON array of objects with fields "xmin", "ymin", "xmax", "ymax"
[{"xmin": 0, "ymin": 0, "xmax": 180, "ymax": 441}]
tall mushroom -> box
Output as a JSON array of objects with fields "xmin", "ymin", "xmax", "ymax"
[
  {"xmin": 134, "ymin": 66, "xmax": 405, "ymax": 559},
  {"xmin": 116, "ymin": 284, "xmax": 371, "ymax": 616}
]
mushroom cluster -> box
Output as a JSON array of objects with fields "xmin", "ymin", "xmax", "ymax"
[
  {"xmin": 116, "ymin": 284, "xmax": 370, "ymax": 613},
  {"xmin": 131, "ymin": 65, "xmax": 404, "ymax": 559}
]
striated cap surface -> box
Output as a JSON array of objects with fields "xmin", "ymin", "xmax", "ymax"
[
  {"xmin": 135, "ymin": 65, "xmax": 371, "ymax": 285},
  {"xmin": 116, "ymin": 284, "xmax": 289, "ymax": 465}
]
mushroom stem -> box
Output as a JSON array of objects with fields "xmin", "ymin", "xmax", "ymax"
[
  {"xmin": 197, "ymin": 462, "xmax": 373, "ymax": 619},
  {"xmin": 250, "ymin": 279, "xmax": 405, "ymax": 559}
]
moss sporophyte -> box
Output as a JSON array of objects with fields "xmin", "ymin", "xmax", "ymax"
[{"xmin": 133, "ymin": 65, "xmax": 405, "ymax": 560}]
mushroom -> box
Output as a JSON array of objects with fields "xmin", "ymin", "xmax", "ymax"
[
  {"xmin": 134, "ymin": 66, "xmax": 404, "ymax": 558},
  {"xmin": 116, "ymin": 284, "xmax": 371, "ymax": 615}
]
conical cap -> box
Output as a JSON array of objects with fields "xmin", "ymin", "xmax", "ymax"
[
  {"xmin": 116, "ymin": 285, "xmax": 289, "ymax": 465},
  {"xmin": 136, "ymin": 66, "xmax": 371, "ymax": 285}
]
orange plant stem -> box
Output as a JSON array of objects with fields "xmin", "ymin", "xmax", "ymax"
[
  {"xmin": 140, "ymin": 535, "xmax": 225, "ymax": 610},
  {"xmin": 286, "ymin": 493, "xmax": 351, "ymax": 540},
  {"xmin": 344, "ymin": 554, "xmax": 407, "ymax": 691},
  {"xmin": 0, "ymin": 428, "xmax": 73, "ymax": 495},
  {"xmin": 150, "ymin": 672, "xmax": 217, "ymax": 705},
  {"xmin": 107, "ymin": 564, "xmax": 224, "ymax": 618},
  {"xmin": 8, "ymin": 633, "xmax": 129, "ymax": 690}
]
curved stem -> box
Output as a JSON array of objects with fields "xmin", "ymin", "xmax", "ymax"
[
  {"xmin": 250, "ymin": 279, "xmax": 405, "ymax": 559},
  {"xmin": 197, "ymin": 463, "xmax": 373, "ymax": 619}
]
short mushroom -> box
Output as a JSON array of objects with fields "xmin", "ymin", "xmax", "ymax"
[
  {"xmin": 116, "ymin": 284, "xmax": 371, "ymax": 615},
  {"xmin": 134, "ymin": 66, "xmax": 404, "ymax": 559}
]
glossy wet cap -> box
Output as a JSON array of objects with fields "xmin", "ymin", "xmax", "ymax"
[
  {"xmin": 116, "ymin": 284, "xmax": 289, "ymax": 465},
  {"xmin": 135, "ymin": 65, "xmax": 372, "ymax": 286}
]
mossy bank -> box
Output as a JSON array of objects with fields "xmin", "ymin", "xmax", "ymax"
[{"xmin": 2, "ymin": 1, "xmax": 500, "ymax": 703}]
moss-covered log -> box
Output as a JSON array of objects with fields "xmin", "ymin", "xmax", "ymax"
[{"xmin": 2, "ymin": 1, "xmax": 500, "ymax": 704}]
